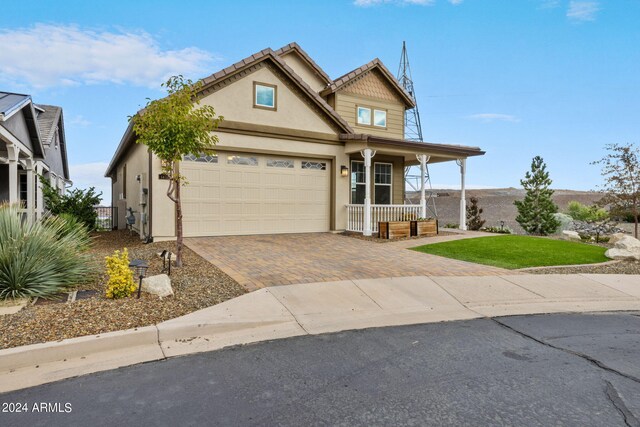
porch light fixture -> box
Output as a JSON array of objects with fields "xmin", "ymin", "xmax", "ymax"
[
  {"xmin": 129, "ymin": 259, "xmax": 149, "ymax": 299},
  {"xmin": 341, "ymin": 165, "xmax": 349, "ymax": 177}
]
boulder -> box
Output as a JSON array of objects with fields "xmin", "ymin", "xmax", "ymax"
[
  {"xmin": 605, "ymin": 247, "xmax": 640, "ymax": 261},
  {"xmin": 614, "ymin": 235, "xmax": 640, "ymax": 250},
  {"xmin": 141, "ymin": 274, "xmax": 174, "ymax": 298},
  {"xmin": 604, "ymin": 235, "xmax": 640, "ymax": 260},
  {"xmin": 562, "ymin": 230, "xmax": 582, "ymax": 241},
  {"xmin": 608, "ymin": 233, "xmax": 628, "ymax": 245}
]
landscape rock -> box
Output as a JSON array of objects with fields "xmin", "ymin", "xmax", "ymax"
[
  {"xmin": 141, "ymin": 274, "xmax": 174, "ymax": 298},
  {"xmin": 608, "ymin": 233, "xmax": 628, "ymax": 245},
  {"xmin": 604, "ymin": 235, "xmax": 640, "ymax": 260},
  {"xmin": 561, "ymin": 230, "xmax": 582, "ymax": 241}
]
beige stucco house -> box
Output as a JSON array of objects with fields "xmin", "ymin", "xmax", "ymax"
[{"xmin": 105, "ymin": 43, "xmax": 483, "ymax": 240}]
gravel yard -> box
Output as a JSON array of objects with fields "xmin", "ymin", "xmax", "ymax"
[
  {"xmin": 0, "ymin": 230, "xmax": 246, "ymax": 350},
  {"xmin": 525, "ymin": 260, "xmax": 640, "ymax": 275}
]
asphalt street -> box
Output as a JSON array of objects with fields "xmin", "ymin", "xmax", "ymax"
[{"xmin": 1, "ymin": 312, "xmax": 640, "ymax": 426}]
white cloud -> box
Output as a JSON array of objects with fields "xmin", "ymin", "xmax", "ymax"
[
  {"xmin": 539, "ymin": 0, "xmax": 560, "ymax": 9},
  {"xmin": 67, "ymin": 115, "xmax": 91, "ymax": 127},
  {"xmin": 0, "ymin": 24, "xmax": 218, "ymax": 89},
  {"xmin": 354, "ymin": 0, "xmax": 434, "ymax": 6},
  {"xmin": 69, "ymin": 162, "xmax": 111, "ymax": 204},
  {"xmin": 567, "ymin": 1, "xmax": 600, "ymax": 22},
  {"xmin": 448, "ymin": 0, "xmax": 463, "ymax": 4},
  {"xmin": 467, "ymin": 113, "xmax": 521, "ymax": 123}
]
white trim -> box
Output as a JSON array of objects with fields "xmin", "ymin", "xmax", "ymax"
[
  {"xmin": 373, "ymin": 162, "xmax": 393, "ymax": 204},
  {"xmin": 0, "ymin": 97, "xmax": 32, "ymax": 122},
  {"xmin": 0, "ymin": 127, "xmax": 32, "ymax": 157},
  {"xmin": 350, "ymin": 160, "xmax": 365, "ymax": 204}
]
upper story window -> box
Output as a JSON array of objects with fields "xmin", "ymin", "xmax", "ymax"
[
  {"xmin": 357, "ymin": 107, "xmax": 371, "ymax": 126},
  {"xmin": 254, "ymin": 82, "xmax": 277, "ymax": 110},
  {"xmin": 357, "ymin": 105, "xmax": 387, "ymax": 128},
  {"xmin": 374, "ymin": 110, "xmax": 387, "ymax": 128}
]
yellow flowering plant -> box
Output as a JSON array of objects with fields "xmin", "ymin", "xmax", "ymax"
[{"xmin": 105, "ymin": 248, "xmax": 137, "ymax": 299}]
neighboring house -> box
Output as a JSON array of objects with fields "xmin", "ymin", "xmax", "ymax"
[
  {"xmin": 105, "ymin": 43, "xmax": 483, "ymax": 240},
  {"xmin": 0, "ymin": 91, "xmax": 71, "ymax": 220}
]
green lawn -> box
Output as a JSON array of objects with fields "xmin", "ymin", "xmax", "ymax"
[{"xmin": 411, "ymin": 235, "xmax": 609, "ymax": 269}]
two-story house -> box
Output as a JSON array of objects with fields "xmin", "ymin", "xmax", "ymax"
[
  {"xmin": 105, "ymin": 43, "xmax": 483, "ymax": 240},
  {"xmin": 0, "ymin": 92, "xmax": 71, "ymax": 221}
]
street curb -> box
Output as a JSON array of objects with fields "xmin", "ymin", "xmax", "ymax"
[{"xmin": 0, "ymin": 326, "xmax": 161, "ymax": 373}]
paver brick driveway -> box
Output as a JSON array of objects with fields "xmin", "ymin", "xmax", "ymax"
[{"xmin": 186, "ymin": 233, "xmax": 507, "ymax": 290}]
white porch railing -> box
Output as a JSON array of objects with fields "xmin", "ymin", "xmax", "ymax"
[{"xmin": 346, "ymin": 204, "xmax": 423, "ymax": 233}]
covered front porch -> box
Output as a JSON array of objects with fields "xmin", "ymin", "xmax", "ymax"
[
  {"xmin": 0, "ymin": 131, "xmax": 65, "ymax": 222},
  {"xmin": 341, "ymin": 134, "xmax": 484, "ymax": 236}
]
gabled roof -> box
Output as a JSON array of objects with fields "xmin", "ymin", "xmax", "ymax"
[
  {"xmin": 273, "ymin": 42, "xmax": 332, "ymax": 86},
  {"xmin": 198, "ymin": 48, "xmax": 353, "ymax": 134},
  {"xmin": 34, "ymin": 104, "xmax": 62, "ymax": 146},
  {"xmin": 106, "ymin": 46, "xmax": 355, "ymax": 178},
  {"xmin": 0, "ymin": 92, "xmax": 31, "ymax": 120},
  {"xmin": 320, "ymin": 58, "xmax": 416, "ymax": 108}
]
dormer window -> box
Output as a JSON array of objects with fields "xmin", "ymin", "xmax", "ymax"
[
  {"xmin": 254, "ymin": 82, "xmax": 277, "ymax": 110},
  {"xmin": 357, "ymin": 105, "xmax": 387, "ymax": 128}
]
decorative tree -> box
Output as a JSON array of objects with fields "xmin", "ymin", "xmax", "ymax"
[
  {"xmin": 466, "ymin": 197, "xmax": 486, "ymax": 230},
  {"xmin": 514, "ymin": 156, "xmax": 560, "ymax": 235},
  {"xmin": 592, "ymin": 143, "xmax": 640, "ymax": 238},
  {"xmin": 131, "ymin": 75, "xmax": 223, "ymax": 267}
]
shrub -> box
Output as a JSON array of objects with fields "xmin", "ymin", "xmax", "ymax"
[
  {"xmin": 40, "ymin": 177, "xmax": 102, "ymax": 231},
  {"xmin": 481, "ymin": 226, "xmax": 512, "ymax": 234},
  {"xmin": 105, "ymin": 248, "xmax": 137, "ymax": 299},
  {"xmin": 566, "ymin": 201, "xmax": 609, "ymax": 222},
  {"xmin": 444, "ymin": 223, "xmax": 459, "ymax": 229},
  {"xmin": 0, "ymin": 203, "xmax": 93, "ymax": 300},
  {"xmin": 466, "ymin": 197, "xmax": 486, "ymax": 231}
]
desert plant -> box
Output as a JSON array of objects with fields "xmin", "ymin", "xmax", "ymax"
[
  {"xmin": 105, "ymin": 248, "xmax": 137, "ymax": 299},
  {"xmin": 0, "ymin": 203, "xmax": 93, "ymax": 300},
  {"xmin": 466, "ymin": 197, "xmax": 486, "ymax": 230},
  {"xmin": 514, "ymin": 156, "xmax": 560, "ymax": 235},
  {"xmin": 40, "ymin": 177, "xmax": 102, "ymax": 230},
  {"xmin": 566, "ymin": 201, "xmax": 609, "ymax": 222}
]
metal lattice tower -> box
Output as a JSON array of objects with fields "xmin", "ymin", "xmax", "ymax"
[{"xmin": 398, "ymin": 41, "xmax": 437, "ymax": 217}]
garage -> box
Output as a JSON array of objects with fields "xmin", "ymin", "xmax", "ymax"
[{"xmin": 181, "ymin": 152, "xmax": 331, "ymax": 236}]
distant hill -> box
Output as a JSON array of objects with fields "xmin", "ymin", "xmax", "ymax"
[{"xmin": 406, "ymin": 188, "xmax": 604, "ymax": 233}]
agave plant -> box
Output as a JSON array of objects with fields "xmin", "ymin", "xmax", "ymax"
[{"xmin": 0, "ymin": 204, "xmax": 93, "ymax": 300}]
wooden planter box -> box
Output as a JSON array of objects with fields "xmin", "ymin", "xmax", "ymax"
[
  {"xmin": 378, "ymin": 221, "xmax": 412, "ymax": 239},
  {"xmin": 412, "ymin": 219, "xmax": 438, "ymax": 237}
]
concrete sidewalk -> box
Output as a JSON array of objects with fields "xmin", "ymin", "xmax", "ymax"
[{"xmin": 1, "ymin": 274, "xmax": 639, "ymax": 393}]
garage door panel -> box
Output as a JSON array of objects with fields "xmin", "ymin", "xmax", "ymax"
[{"xmin": 182, "ymin": 154, "xmax": 330, "ymax": 236}]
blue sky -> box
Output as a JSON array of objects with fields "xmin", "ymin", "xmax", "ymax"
[{"xmin": 1, "ymin": 0, "xmax": 638, "ymax": 201}]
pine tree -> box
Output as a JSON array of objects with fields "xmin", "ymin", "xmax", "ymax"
[
  {"xmin": 514, "ymin": 156, "xmax": 560, "ymax": 235},
  {"xmin": 466, "ymin": 197, "xmax": 486, "ymax": 230}
]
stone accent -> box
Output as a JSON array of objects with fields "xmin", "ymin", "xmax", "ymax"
[
  {"xmin": 605, "ymin": 235, "xmax": 640, "ymax": 260},
  {"xmin": 141, "ymin": 274, "xmax": 174, "ymax": 298}
]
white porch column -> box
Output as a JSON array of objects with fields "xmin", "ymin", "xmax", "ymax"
[
  {"xmin": 7, "ymin": 144, "xmax": 20, "ymax": 205},
  {"xmin": 24, "ymin": 158, "xmax": 35, "ymax": 223},
  {"xmin": 35, "ymin": 162, "xmax": 44, "ymax": 220},
  {"xmin": 457, "ymin": 158, "xmax": 467, "ymax": 230},
  {"xmin": 361, "ymin": 148, "xmax": 375, "ymax": 236},
  {"xmin": 417, "ymin": 154, "xmax": 430, "ymax": 219}
]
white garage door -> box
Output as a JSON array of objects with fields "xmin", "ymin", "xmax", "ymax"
[{"xmin": 181, "ymin": 152, "xmax": 331, "ymax": 236}]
